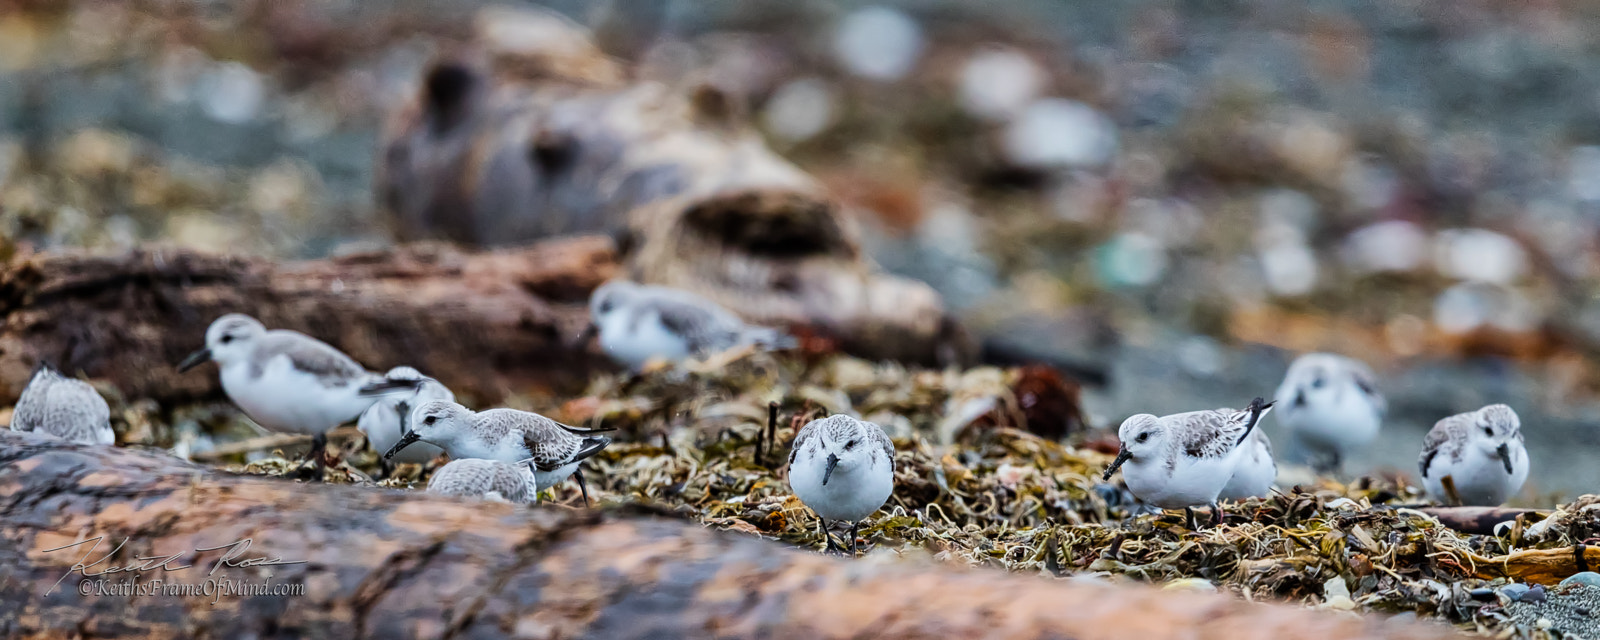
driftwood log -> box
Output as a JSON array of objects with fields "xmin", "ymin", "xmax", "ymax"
[
  {"xmin": 0, "ymin": 431, "xmax": 1465, "ymax": 640},
  {"xmin": 376, "ymin": 7, "xmax": 974, "ymax": 366},
  {"xmin": 0, "ymin": 237, "xmax": 618, "ymax": 406}
]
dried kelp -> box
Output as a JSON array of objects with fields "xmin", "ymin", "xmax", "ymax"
[{"xmin": 180, "ymin": 351, "xmax": 1592, "ymax": 638}]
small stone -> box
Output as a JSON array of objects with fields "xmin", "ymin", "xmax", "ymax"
[
  {"xmin": 1470, "ymin": 586, "xmax": 1498, "ymax": 600},
  {"xmin": 1560, "ymin": 571, "xmax": 1600, "ymax": 588},
  {"xmin": 1521, "ymin": 584, "xmax": 1547, "ymax": 603},
  {"xmin": 1536, "ymin": 618, "xmax": 1552, "ymax": 630},
  {"xmin": 1162, "ymin": 578, "xmax": 1216, "ymax": 593},
  {"xmin": 1496, "ymin": 583, "xmax": 1529, "ymax": 601}
]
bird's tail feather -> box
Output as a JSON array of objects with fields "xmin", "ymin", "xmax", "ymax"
[{"xmin": 1235, "ymin": 397, "xmax": 1274, "ymax": 446}]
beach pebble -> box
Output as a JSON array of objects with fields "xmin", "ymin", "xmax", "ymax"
[
  {"xmin": 1560, "ymin": 572, "xmax": 1600, "ymax": 588},
  {"xmin": 1522, "ymin": 584, "xmax": 1547, "ymax": 603},
  {"xmin": 1162, "ymin": 578, "xmax": 1216, "ymax": 592},
  {"xmin": 1497, "ymin": 583, "xmax": 1529, "ymax": 601}
]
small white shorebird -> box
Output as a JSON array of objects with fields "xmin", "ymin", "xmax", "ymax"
[
  {"xmin": 9, "ymin": 365, "xmax": 115, "ymax": 445},
  {"xmin": 426, "ymin": 458, "xmax": 540, "ymax": 504},
  {"xmin": 357, "ymin": 366, "xmax": 453, "ymax": 465},
  {"xmin": 787, "ymin": 414, "xmax": 895, "ymax": 555},
  {"xmin": 385, "ymin": 400, "xmax": 613, "ymax": 505},
  {"xmin": 178, "ymin": 313, "xmax": 397, "ymax": 471},
  {"xmin": 1272, "ymin": 353, "xmax": 1385, "ymax": 473},
  {"xmin": 583, "ymin": 280, "xmax": 796, "ymax": 370},
  {"xmin": 1103, "ymin": 397, "xmax": 1274, "ymax": 528},
  {"xmin": 1219, "ymin": 428, "xmax": 1276, "ymax": 501},
  {"xmin": 1419, "ymin": 404, "xmax": 1529, "ymax": 506}
]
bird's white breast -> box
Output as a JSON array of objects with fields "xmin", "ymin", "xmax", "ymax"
[
  {"xmin": 1123, "ymin": 449, "xmax": 1242, "ymax": 509},
  {"xmin": 220, "ymin": 356, "xmax": 374, "ymax": 435},
  {"xmin": 1424, "ymin": 441, "xmax": 1529, "ymax": 506},
  {"xmin": 599, "ymin": 310, "xmax": 692, "ymax": 369},
  {"xmin": 788, "ymin": 449, "xmax": 894, "ymax": 522}
]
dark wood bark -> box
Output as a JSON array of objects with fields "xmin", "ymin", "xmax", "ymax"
[
  {"xmin": 0, "ymin": 237, "xmax": 619, "ymax": 406},
  {"xmin": 0, "ymin": 432, "xmax": 1464, "ymax": 640},
  {"xmin": 375, "ymin": 8, "xmax": 976, "ymax": 366}
]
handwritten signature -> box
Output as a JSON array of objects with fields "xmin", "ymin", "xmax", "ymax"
[{"xmin": 42, "ymin": 536, "xmax": 307, "ymax": 595}]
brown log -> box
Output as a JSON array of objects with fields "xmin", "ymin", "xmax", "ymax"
[
  {"xmin": 0, "ymin": 431, "xmax": 1465, "ymax": 640},
  {"xmin": 0, "ymin": 237, "xmax": 619, "ymax": 405},
  {"xmin": 1468, "ymin": 546, "xmax": 1600, "ymax": 586},
  {"xmin": 376, "ymin": 7, "xmax": 975, "ymax": 366}
]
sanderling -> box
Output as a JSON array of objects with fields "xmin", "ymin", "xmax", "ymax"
[
  {"xmin": 1419, "ymin": 404, "xmax": 1529, "ymax": 506},
  {"xmin": 787, "ymin": 414, "xmax": 895, "ymax": 555},
  {"xmin": 426, "ymin": 458, "xmax": 540, "ymax": 503},
  {"xmin": 385, "ymin": 400, "xmax": 613, "ymax": 505},
  {"xmin": 583, "ymin": 280, "xmax": 796, "ymax": 370},
  {"xmin": 357, "ymin": 366, "xmax": 453, "ymax": 465},
  {"xmin": 178, "ymin": 313, "xmax": 397, "ymax": 470},
  {"xmin": 1272, "ymin": 353, "xmax": 1384, "ymax": 473},
  {"xmin": 1219, "ymin": 428, "xmax": 1276, "ymax": 501},
  {"xmin": 9, "ymin": 365, "xmax": 115, "ymax": 445},
  {"xmin": 1102, "ymin": 397, "xmax": 1273, "ymax": 528}
]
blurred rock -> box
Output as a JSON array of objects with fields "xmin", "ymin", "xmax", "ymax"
[{"xmin": 833, "ymin": 7, "xmax": 923, "ymax": 81}]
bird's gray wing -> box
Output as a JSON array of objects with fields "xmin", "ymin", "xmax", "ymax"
[
  {"xmin": 869, "ymin": 423, "xmax": 895, "ymax": 473},
  {"xmin": 788, "ymin": 417, "xmax": 823, "ymax": 467},
  {"xmin": 647, "ymin": 293, "xmax": 746, "ymax": 353},
  {"xmin": 1174, "ymin": 410, "xmax": 1250, "ymax": 460},
  {"xmin": 255, "ymin": 332, "xmax": 372, "ymax": 386},
  {"xmin": 492, "ymin": 410, "xmax": 592, "ymax": 471},
  {"xmin": 1418, "ymin": 414, "xmax": 1467, "ymax": 478}
]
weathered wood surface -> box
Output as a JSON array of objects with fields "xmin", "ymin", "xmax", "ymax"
[
  {"xmin": 0, "ymin": 237, "xmax": 619, "ymax": 406},
  {"xmin": 0, "ymin": 432, "xmax": 1466, "ymax": 640},
  {"xmin": 376, "ymin": 7, "xmax": 975, "ymax": 366}
]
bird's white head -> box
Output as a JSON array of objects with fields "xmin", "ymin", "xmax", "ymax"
[
  {"xmin": 588, "ymin": 279, "xmax": 640, "ymax": 324},
  {"xmin": 1279, "ymin": 353, "xmax": 1382, "ymax": 413},
  {"xmin": 1104, "ymin": 414, "xmax": 1164, "ymax": 480},
  {"xmin": 807, "ymin": 415, "xmax": 882, "ymax": 485},
  {"xmin": 179, "ymin": 314, "xmax": 266, "ymax": 372},
  {"xmin": 1471, "ymin": 404, "xmax": 1522, "ymax": 471},
  {"xmin": 384, "ymin": 400, "xmax": 473, "ymax": 460},
  {"xmin": 383, "ymin": 365, "xmax": 425, "ymax": 381}
]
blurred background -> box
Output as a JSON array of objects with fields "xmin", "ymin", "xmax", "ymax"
[{"xmin": 3, "ymin": 0, "xmax": 1599, "ymax": 498}]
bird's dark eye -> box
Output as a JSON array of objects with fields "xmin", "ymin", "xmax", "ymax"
[
  {"xmin": 845, "ymin": 440, "xmax": 858, "ymax": 450},
  {"xmin": 424, "ymin": 416, "xmax": 437, "ymax": 425},
  {"xmin": 1311, "ymin": 377, "xmax": 1325, "ymax": 389},
  {"xmin": 598, "ymin": 301, "xmax": 613, "ymax": 314},
  {"xmin": 1135, "ymin": 432, "xmax": 1150, "ymax": 444},
  {"xmin": 220, "ymin": 335, "xmax": 233, "ymax": 344},
  {"xmin": 1483, "ymin": 426, "xmax": 1494, "ymax": 437}
]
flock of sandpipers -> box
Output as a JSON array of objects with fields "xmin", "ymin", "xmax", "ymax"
[{"xmin": 7, "ymin": 280, "xmax": 1530, "ymax": 554}]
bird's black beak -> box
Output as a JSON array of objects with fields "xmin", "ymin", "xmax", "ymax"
[
  {"xmin": 821, "ymin": 453, "xmax": 840, "ymax": 486},
  {"xmin": 177, "ymin": 348, "xmax": 212, "ymax": 372},
  {"xmin": 384, "ymin": 431, "xmax": 422, "ymax": 460},
  {"xmin": 1496, "ymin": 442, "xmax": 1514, "ymax": 474},
  {"xmin": 1102, "ymin": 448, "xmax": 1132, "ymax": 481}
]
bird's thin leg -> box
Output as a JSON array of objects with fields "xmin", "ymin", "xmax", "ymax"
[
  {"xmin": 574, "ymin": 468, "xmax": 592, "ymax": 507},
  {"xmin": 820, "ymin": 518, "xmax": 843, "ymax": 554},
  {"xmin": 377, "ymin": 458, "xmax": 395, "ymax": 481},
  {"xmin": 1211, "ymin": 502, "xmax": 1225, "ymax": 527},
  {"xmin": 1330, "ymin": 450, "xmax": 1343, "ymax": 475},
  {"xmin": 849, "ymin": 521, "xmax": 861, "ymax": 556},
  {"xmin": 306, "ymin": 432, "xmax": 329, "ymax": 482},
  {"xmin": 1184, "ymin": 507, "xmax": 1198, "ymax": 531}
]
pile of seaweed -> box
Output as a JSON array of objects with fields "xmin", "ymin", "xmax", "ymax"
[{"xmin": 161, "ymin": 350, "xmax": 1600, "ymax": 638}]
